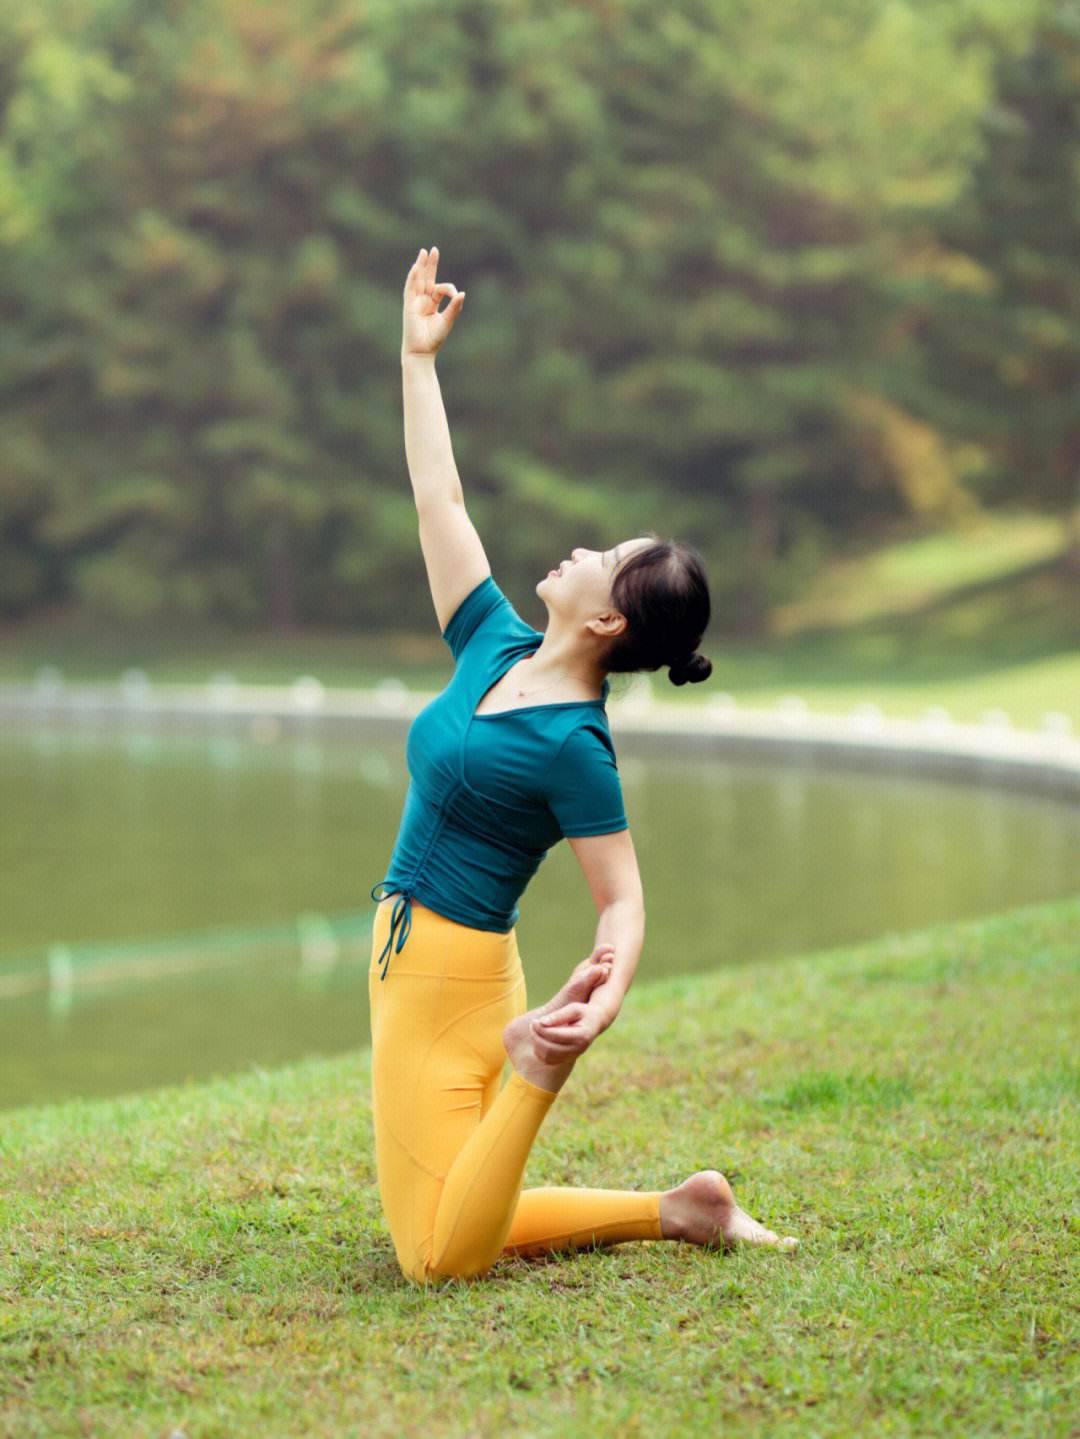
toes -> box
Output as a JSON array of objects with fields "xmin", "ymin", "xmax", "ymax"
[
  {"xmin": 751, "ymin": 1225, "xmax": 799, "ymax": 1251},
  {"xmin": 745, "ymin": 1220, "xmax": 778, "ymax": 1245}
]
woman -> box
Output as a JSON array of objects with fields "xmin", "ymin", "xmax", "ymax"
[{"xmin": 368, "ymin": 245, "xmax": 797, "ymax": 1285}]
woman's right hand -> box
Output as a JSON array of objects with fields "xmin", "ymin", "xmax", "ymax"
[{"xmin": 402, "ymin": 245, "xmax": 466, "ymax": 359}]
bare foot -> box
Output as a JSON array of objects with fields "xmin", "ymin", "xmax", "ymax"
[
  {"xmin": 502, "ymin": 949, "xmax": 614, "ymax": 1094},
  {"xmin": 659, "ymin": 1170, "xmax": 798, "ymax": 1252}
]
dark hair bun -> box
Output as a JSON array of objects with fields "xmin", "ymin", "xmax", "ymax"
[
  {"xmin": 668, "ymin": 651, "xmax": 712, "ymax": 687},
  {"xmin": 600, "ymin": 532, "xmax": 712, "ymax": 688}
]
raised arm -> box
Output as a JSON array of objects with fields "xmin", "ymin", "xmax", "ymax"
[{"xmin": 401, "ymin": 246, "xmax": 491, "ymax": 632}]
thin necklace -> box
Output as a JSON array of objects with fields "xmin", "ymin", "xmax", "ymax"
[{"xmin": 513, "ymin": 657, "xmax": 599, "ymax": 699}]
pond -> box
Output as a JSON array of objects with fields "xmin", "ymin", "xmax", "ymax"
[{"xmin": 2, "ymin": 724, "xmax": 1078, "ymax": 1113}]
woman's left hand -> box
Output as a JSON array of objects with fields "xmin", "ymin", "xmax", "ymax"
[{"xmin": 402, "ymin": 245, "xmax": 465, "ymax": 359}]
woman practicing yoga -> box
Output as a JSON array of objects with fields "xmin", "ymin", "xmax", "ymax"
[{"xmin": 368, "ymin": 245, "xmax": 797, "ymax": 1284}]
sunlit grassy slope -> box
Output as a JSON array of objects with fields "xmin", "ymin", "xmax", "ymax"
[{"xmin": 769, "ymin": 511, "xmax": 1067, "ymax": 635}]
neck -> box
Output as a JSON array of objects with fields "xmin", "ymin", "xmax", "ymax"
[{"xmin": 525, "ymin": 627, "xmax": 606, "ymax": 698}]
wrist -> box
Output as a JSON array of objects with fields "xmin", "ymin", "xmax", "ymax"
[
  {"xmin": 591, "ymin": 995, "xmax": 620, "ymax": 1030},
  {"xmin": 402, "ymin": 349, "xmax": 437, "ymax": 365}
]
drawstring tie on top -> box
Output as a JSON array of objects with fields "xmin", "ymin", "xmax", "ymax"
[{"xmin": 370, "ymin": 881, "xmax": 413, "ymax": 981}]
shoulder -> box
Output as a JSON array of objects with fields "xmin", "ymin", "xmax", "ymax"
[
  {"xmin": 442, "ymin": 575, "xmax": 541, "ymax": 663},
  {"xmin": 542, "ymin": 714, "xmax": 626, "ymax": 836},
  {"xmin": 557, "ymin": 713, "xmax": 617, "ymax": 758},
  {"xmin": 544, "ymin": 714, "xmax": 621, "ymax": 786}
]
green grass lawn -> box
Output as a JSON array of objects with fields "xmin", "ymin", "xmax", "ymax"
[
  {"xmin": 2, "ymin": 893, "xmax": 1077, "ymax": 1437},
  {"xmin": 1, "ymin": 513, "xmax": 1077, "ymax": 728}
]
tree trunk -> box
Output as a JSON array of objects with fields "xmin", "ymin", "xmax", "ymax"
[
  {"xmin": 734, "ymin": 483, "xmax": 779, "ymax": 638},
  {"xmin": 267, "ymin": 525, "xmax": 296, "ymax": 631}
]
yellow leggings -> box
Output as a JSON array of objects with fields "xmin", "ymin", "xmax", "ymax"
[{"xmin": 368, "ymin": 897, "xmax": 665, "ymax": 1284}]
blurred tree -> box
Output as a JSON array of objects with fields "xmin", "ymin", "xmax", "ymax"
[
  {"xmin": 912, "ymin": 0, "xmax": 1080, "ymax": 565},
  {"xmin": 0, "ymin": 0, "xmax": 1058, "ymax": 634}
]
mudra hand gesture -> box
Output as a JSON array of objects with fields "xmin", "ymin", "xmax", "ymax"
[{"xmin": 402, "ymin": 245, "xmax": 466, "ymax": 360}]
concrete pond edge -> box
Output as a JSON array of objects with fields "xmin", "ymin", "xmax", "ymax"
[{"xmin": 2, "ymin": 677, "xmax": 1078, "ymax": 803}]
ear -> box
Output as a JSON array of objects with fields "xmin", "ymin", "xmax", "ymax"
[{"xmin": 588, "ymin": 611, "xmax": 627, "ymax": 640}]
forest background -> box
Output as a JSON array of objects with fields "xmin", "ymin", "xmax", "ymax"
[{"xmin": 1, "ymin": 0, "xmax": 1078, "ymax": 643}]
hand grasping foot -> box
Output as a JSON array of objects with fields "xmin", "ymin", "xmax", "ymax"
[
  {"xmin": 659, "ymin": 1171, "xmax": 798, "ymax": 1252},
  {"xmin": 502, "ymin": 946, "xmax": 614, "ymax": 1094}
]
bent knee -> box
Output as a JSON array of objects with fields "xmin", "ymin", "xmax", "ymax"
[{"xmin": 399, "ymin": 1251, "xmax": 494, "ymax": 1286}]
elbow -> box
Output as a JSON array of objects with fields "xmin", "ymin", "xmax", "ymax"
[{"xmin": 600, "ymin": 897, "xmax": 645, "ymax": 924}]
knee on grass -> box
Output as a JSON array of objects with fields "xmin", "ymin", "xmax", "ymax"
[{"xmin": 400, "ymin": 1252, "xmax": 497, "ymax": 1287}]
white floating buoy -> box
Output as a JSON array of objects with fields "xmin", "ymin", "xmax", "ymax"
[
  {"xmin": 851, "ymin": 702, "xmax": 885, "ymax": 730},
  {"xmin": 919, "ymin": 705, "xmax": 953, "ymax": 729},
  {"xmin": 707, "ymin": 692, "xmax": 737, "ymax": 715},
  {"xmin": 980, "ymin": 708, "xmax": 1012, "ymax": 731},
  {"xmin": 119, "ymin": 667, "xmax": 152, "ymax": 703},
  {"xmin": 33, "ymin": 664, "xmax": 65, "ymax": 696},
  {"xmin": 777, "ymin": 694, "xmax": 808, "ymax": 723},
  {"xmin": 207, "ymin": 671, "xmax": 239, "ymax": 705},
  {"xmin": 374, "ymin": 677, "xmax": 409, "ymax": 710},
  {"xmin": 291, "ymin": 675, "xmax": 325, "ymax": 710},
  {"xmin": 47, "ymin": 944, "xmax": 75, "ymax": 993},
  {"xmin": 1041, "ymin": 711, "xmax": 1073, "ymax": 737},
  {"xmin": 297, "ymin": 911, "xmax": 340, "ymax": 972}
]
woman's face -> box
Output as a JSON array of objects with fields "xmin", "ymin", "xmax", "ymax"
[{"xmin": 537, "ymin": 535, "xmax": 653, "ymax": 616}]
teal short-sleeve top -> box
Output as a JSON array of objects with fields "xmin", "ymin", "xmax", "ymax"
[{"xmin": 369, "ymin": 574, "xmax": 628, "ymax": 979}]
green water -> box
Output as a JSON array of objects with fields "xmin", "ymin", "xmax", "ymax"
[{"xmin": 2, "ymin": 725, "xmax": 1078, "ymax": 1113}]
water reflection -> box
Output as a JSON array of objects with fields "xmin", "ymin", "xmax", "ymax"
[{"xmin": 1, "ymin": 726, "xmax": 1078, "ymax": 1112}]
